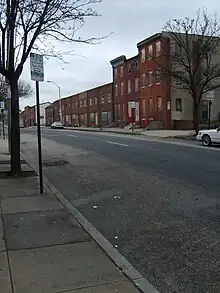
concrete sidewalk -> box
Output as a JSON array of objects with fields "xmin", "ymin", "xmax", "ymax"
[
  {"xmin": 0, "ymin": 140, "xmax": 142, "ymax": 293},
  {"xmin": 62, "ymin": 126, "xmax": 195, "ymax": 138}
]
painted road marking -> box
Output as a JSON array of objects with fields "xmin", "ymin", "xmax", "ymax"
[
  {"xmin": 43, "ymin": 134, "xmax": 58, "ymax": 137},
  {"xmin": 108, "ymin": 141, "xmax": 128, "ymax": 147},
  {"xmin": 68, "ymin": 134, "xmax": 78, "ymax": 138}
]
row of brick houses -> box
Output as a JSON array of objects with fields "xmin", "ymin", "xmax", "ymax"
[{"xmin": 21, "ymin": 31, "xmax": 220, "ymax": 129}]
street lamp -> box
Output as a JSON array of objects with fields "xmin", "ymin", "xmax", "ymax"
[{"xmin": 47, "ymin": 80, "xmax": 62, "ymax": 123}]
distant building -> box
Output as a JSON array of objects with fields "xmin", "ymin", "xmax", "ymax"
[
  {"xmin": 110, "ymin": 55, "xmax": 140, "ymax": 127},
  {"xmin": 35, "ymin": 102, "xmax": 51, "ymax": 126},
  {"xmin": 23, "ymin": 31, "xmax": 220, "ymax": 130}
]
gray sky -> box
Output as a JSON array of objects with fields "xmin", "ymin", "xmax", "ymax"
[{"xmin": 20, "ymin": 0, "xmax": 220, "ymax": 110}]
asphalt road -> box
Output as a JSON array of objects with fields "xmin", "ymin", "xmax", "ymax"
[{"xmin": 21, "ymin": 128, "xmax": 220, "ymax": 293}]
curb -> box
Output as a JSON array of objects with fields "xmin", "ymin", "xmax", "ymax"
[
  {"xmin": 20, "ymin": 151, "xmax": 160, "ymax": 293},
  {"xmin": 62, "ymin": 127, "xmax": 142, "ymax": 136}
]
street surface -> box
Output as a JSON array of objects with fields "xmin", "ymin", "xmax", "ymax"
[{"xmin": 21, "ymin": 128, "xmax": 220, "ymax": 293}]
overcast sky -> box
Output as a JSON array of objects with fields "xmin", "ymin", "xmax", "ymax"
[{"xmin": 20, "ymin": 0, "xmax": 220, "ymax": 110}]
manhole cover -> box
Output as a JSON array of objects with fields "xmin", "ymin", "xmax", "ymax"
[{"xmin": 43, "ymin": 160, "xmax": 69, "ymax": 167}]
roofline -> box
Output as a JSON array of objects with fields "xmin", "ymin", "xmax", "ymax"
[
  {"xmin": 127, "ymin": 54, "xmax": 139, "ymax": 62},
  {"xmin": 137, "ymin": 33, "xmax": 162, "ymax": 48},
  {"xmin": 86, "ymin": 82, "xmax": 112, "ymax": 92},
  {"xmin": 36, "ymin": 101, "xmax": 51, "ymax": 106},
  {"xmin": 110, "ymin": 55, "xmax": 126, "ymax": 65}
]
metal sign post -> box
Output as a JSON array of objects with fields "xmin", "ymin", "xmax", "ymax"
[
  {"xmin": 30, "ymin": 53, "xmax": 44, "ymax": 194},
  {"xmin": 206, "ymin": 90, "xmax": 214, "ymax": 130}
]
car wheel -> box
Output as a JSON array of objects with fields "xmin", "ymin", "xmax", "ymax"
[{"xmin": 202, "ymin": 134, "xmax": 212, "ymax": 147}]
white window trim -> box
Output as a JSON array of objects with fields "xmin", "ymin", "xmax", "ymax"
[
  {"xmin": 148, "ymin": 71, "xmax": 153, "ymax": 87},
  {"xmin": 148, "ymin": 45, "xmax": 153, "ymax": 60},
  {"xmin": 141, "ymin": 48, "xmax": 146, "ymax": 63},
  {"xmin": 156, "ymin": 68, "xmax": 162, "ymax": 85},
  {"xmin": 141, "ymin": 73, "xmax": 145, "ymax": 88},
  {"xmin": 156, "ymin": 41, "xmax": 161, "ymax": 57},
  {"xmin": 121, "ymin": 82, "xmax": 124, "ymax": 95},
  {"xmin": 135, "ymin": 77, "xmax": 139, "ymax": 92},
  {"xmin": 128, "ymin": 80, "xmax": 131, "ymax": 94}
]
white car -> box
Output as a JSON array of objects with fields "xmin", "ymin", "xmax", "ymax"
[
  {"xmin": 51, "ymin": 122, "xmax": 64, "ymax": 129},
  {"xmin": 196, "ymin": 127, "xmax": 220, "ymax": 146}
]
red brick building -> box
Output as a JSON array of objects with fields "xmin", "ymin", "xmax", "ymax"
[
  {"xmin": 78, "ymin": 90, "xmax": 88, "ymax": 127},
  {"xmin": 137, "ymin": 33, "xmax": 171, "ymax": 129},
  {"xmin": 62, "ymin": 96, "xmax": 72, "ymax": 126},
  {"xmin": 110, "ymin": 55, "xmax": 140, "ymax": 127},
  {"xmin": 45, "ymin": 104, "xmax": 53, "ymax": 126},
  {"xmin": 23, "ymin": 105, "xmax": 36, "ymax": 127},
  {"xmin": 52, "ymin": 100, "xmax": 61, "ymax": 122},
  {"xmin": 87, "ymin": 83, "xmax": 113, "ymax": 127},
  {"xmin": 71, "ymin": 94, "xmax": 79, "ymax": 126}
]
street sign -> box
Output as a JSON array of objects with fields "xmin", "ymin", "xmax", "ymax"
[
  {"xmin": 206, "ymin": 90, "xmax": 214, "ymax": 101},
  {"xmin": 0, "ymin": 101, "xmax": 5, "ymax": 110},
  {"xmin": 30, "ymin": 53, "xmax": 44, "ymax": 82}
]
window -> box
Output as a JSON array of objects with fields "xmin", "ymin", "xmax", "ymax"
[
  {"xmin": 84, "ymin": 99, "xmax": 87, "ymax": 107},
  {"xmin": 90, "ymin": 112, "xmax": 95, "ymax": 123},
  {"xmin": 148, "ymin": 71, "xmax": 153, "ymax": 86},
  {"xmin": 89, "ymin": 97, "xmax": 92, "ymax": 106},
  {"xmin": 101, "ymin": 95, "xmax": 105, "ymax": 104},
  {"xmin": 156, "ymin": 68, "xmax": 162, "ymax": 84},
  {"xmin": 118, "ymin": 104, "xmax": 120, "ymax": 120},
  {"xmin": 176, "ymin": 99, "xmax": 182, "ymax": 111},
  {"xmin": 115, "ymin": 84, "xmax": 118, "ymax": 96},
  {"xmin": 80, "ymin": 100, "xmax": 83, "ymax": 107},
  {"xmin": 141, "ymin": 49, "xmax": 146, "ymax": 63},
  {"xmin": 175, "ymin": 43, "xmax": 182, "ymax": 55},
  {"xmin": 148, "ymin": 45, "xmax": 153, "ymax": 59},
  {"xmin": 114, "ymin": 105, "xmax": 118, "ymax": 120},
  {"xmin": 142, "ymin": 99, "xmax": 146, "ymax": 118},
  {"xmin": 122, "ymin": 103, "xmax": 126, "ymax": 121},
  {"xmin": 120, "ymin": 66, "xmax": 123, "ymax": 77},
  {"xmin": 135, "ymin": 77, "xmax": 139, "ymax": 92},
  {"xmin": 114, "ymin": 68, "xmax": 117, "ymax": 79},
  {"xmin": 121, "ymin": 82, "xmax": 124, "ymax": 95},
  {"xmin": 101, "ymin": 111, "xmax": 108, "ymax": 122},
  {"xmin": 141, "ymin": 73, "xmax": 145, "ymax": 88},
  {"xmin": 108, "ymin": 93, "xmax": 111, "ymax": 103},
  {"xmin": 157, "ymin": 97, "xmax": 162, "ymax": 112},
  {"xmin": 175, "ymin": 71, "xmax": 184, "ymax": 85},
  {"xmin": 128, "ymin": 63, "xmax": 131, "ymax": 73},
  {"xmin": 156, "ymin": 41, "xmax": 161, "ymax": 57},
  {"xmin": 149, "ymin": 97, "xmax": 153, "ymax": 116},
  {"xmin": 135, "ymin": 60, "xmax": 139, "ymax": 70},
  {"xmin": 128, "ymin": 80, "xmax": 131, "ymax": 94},
  {"xmin": 94, "ymin": 97, "xmax": 97, "ymax": 104}
]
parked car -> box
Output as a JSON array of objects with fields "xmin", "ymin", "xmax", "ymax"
[
  {"xmin": 51, "ymin": 122, "xmax": 64, "ymax": 129},
  {"xmin": 196, "ymin": 127, "xmax": 220, "ymax": 146}
]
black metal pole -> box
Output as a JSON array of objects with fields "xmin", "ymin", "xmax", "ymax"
[
  {"xmin": 36, "ymin": 81, "xmax": 43, "ymax": 194},
  {"xmin": 208, "ymin": 100, "xmax": 212, "ymax": 130}
]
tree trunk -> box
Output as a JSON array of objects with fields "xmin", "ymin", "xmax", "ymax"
[
  {"xmin": 10, "ymin": 77, "xmax": 21, "ymax": 176},
  {"xmin": 193, "ymin": 103, "xmax": 200, "ymax": 135}
]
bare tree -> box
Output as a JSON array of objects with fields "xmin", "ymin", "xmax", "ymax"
[
  {"xmin": 161, "ymin": 9, "xmax": 220, "ymax": 134},
  {"xmin": 0, "ymin": 75, "xmax": 32, "ymax": 101},
  {"xmin": 0, "ymin": 0, "xmax": 103, "ymax": 175}
]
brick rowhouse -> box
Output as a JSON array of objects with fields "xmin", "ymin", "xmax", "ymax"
[
  {"xmin": 25, "ymin": 31, "xmax": 220, "ymax": 130},
  {"xmin": 23, "ymin": 105, "xmax": 36, "ymax": 127},
  {"xmin": 87, "ymin": 83, "xmax": 113, "ymax": 127},
  {"xmin": 71, "ymin": 94, "xmax": 79, "ymax": 126},
  {"xmin": 45, "ymin": 104, "xmax": 53, "ymax": 126},
  {"xmin": 110, "ymin": 55, "xmax": 140, "ymax": 127},
  {"xmin": 137, "ymin": 33, "xmax": 171, "ymax": 129}
]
